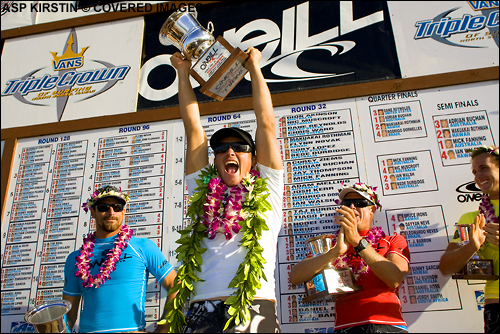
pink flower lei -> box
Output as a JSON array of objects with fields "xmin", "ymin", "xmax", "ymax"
[
  {"xmin": 75, "ymin": 224, "xmax": 133, "ymax": 288},
  {"xmin": 332, "ymin": 226, "xmax": 385, "ymax": 279},
  {"xmin": 479, "ymin": 194, "xmax": 499, "ymax": 226},
  {"xmin": 202, "ymin": 169, "xmax": 260, "ymax": 240}
]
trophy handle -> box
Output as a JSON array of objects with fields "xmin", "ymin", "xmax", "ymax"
[{"xmin": 207, "ymin": 21, "xmax": 214, "ymax": 34}]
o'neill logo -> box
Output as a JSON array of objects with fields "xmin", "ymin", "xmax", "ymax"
[
  {"xmin": 140, "ymin": 1, "xmax": 383, "ymax": 101},
  {"xmin": 2, "ymin": 29, "xmax": 131, "ymax": 121},
  {"xmin": 456, "ymin": 180, "xmax": 482, "ymax": 203}
]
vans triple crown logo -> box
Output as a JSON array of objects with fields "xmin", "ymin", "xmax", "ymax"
[{"xmin": 51, "ymin": 32, "xmax": 89, "ymax": 71}]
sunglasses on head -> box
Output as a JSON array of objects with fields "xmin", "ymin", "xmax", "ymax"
[
  {"xmin": 213, "ymin": 142, "xmax": 253, "ymax": 155},
  {"xmin": 95, "ymin": 203, "xmax": 125, "ymax": 212},
  {"xmin": 341, "ymin": 199, "xmax": 374, "ymax": 208}
]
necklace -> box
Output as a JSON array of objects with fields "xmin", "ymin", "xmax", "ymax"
[
  {"xmin": 160, "ymin": 165, "xmax": 270, "ymax": 333},
  {"xmin": 75, "ymin": 224, "xmax": 133, "ymax": 288},
  {"xmin": 203, "ymin": 175, "xmax": 248, "ymax": 240},
  {"xmin": 479, "ymin": 194, "xmax": 499, "ymax": 225},
  {"xmin": 333, "ymin": 226, "xmax": 385, "ymax": 279}
]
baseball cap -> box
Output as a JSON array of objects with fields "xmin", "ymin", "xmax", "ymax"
[{"xmin": 210, "ymin": 127, "xmax": 256, "ymax": 154}]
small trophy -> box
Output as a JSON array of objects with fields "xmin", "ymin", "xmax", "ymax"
[
  {"xmin": 302, "ymin": 234, "xmax": 361, "ymax": 303},
  {"xmin": 452, "ymin": 224, "xmax": 498, "ymax": 280},
  {"xmin": 159, "ymin": 8, "xmax": 249, "ymax": 101},
  {"xmin": 24, "ymin": 300, "xmax": 72, "ymax": 333}
]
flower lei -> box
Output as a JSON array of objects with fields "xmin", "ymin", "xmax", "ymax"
[
  {"xmin": 81, "ymin": 185, "xmax": 130, "ymax": 213},
  {"xmin": 479, "ymin": 194, "xmax": 499, "ymax": 226},
  {"xmin": 75, "ymin": 224, "xmax": 133, "ymax": 288},
  {"xmin": 160, "ymin": 165, "xmax": 271, "ymax": 333},
  {"xmin": 332, "ymin": 226, "xmax": 385, "ymax": 280},
  {"xmin": 202, "ymin": 174, "xmax": 249, "ymax": 240}
]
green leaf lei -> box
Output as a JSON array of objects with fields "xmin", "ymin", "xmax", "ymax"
[{"xmin": 159, "ymin": 165, "xmax": 272, "ymax": 333}]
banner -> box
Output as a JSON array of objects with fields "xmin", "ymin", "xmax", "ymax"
[
  {"xmin": 138, "ymin": 0, "xmax": 401, "ymax": 109},
  {"xmin": 388, "ymin": 1, "xmax": 499, "ymax": 78},
  {"xmin": 1, "ymin": 17, "xmax": 143, "ymax": 129}
]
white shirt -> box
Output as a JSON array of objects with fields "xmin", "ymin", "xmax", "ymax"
[{"xmin": 185, "ymin": 163, "xmax": 284, "ymax": 302}]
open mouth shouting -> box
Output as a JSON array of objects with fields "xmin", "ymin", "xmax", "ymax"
[{"xmin": 225, "ymin": 160, "xmax": 239, "ymax": 174}]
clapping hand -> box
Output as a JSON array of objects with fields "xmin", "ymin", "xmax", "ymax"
[
  {"xmin": 334, "ymin": 205, "xmax": 362, "ymax": 248},
  {"xmin": 470, "ymin": 214, "xmax": 487, "ymax": 250},
  {"xmin": 483, "ymin": 221, "xmax": 499, "ymax": 246}
]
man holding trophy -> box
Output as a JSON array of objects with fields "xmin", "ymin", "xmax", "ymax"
[
  {"xmin": 156, "ymin": 8, "xmax": 283, "ymax": 333},
  {"xmin": 290, "ymin": 183, "xmax": 411, "ymax": 333},
  {"xmin": 439, "ymin": 145, "xmax": 499, "ymax": 333},
  {"xmin": 163, "ymin": 46, "xmax": 283, "ymax": 333}
]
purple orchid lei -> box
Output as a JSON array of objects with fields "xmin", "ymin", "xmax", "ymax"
[
  {"xmin": 479, "ymin": 194, "xmax": 499, "ymax": 226},
  {"xmin": 202, "ymin": 169, "xmax": 259, "ymax": 240},
  {"xmin": 332, "ymin": 226, "xmax": 386, "ymax": 279},
  {"xmin": 75, "ymin": 224, "xmax": 133, "ymax": 288}
]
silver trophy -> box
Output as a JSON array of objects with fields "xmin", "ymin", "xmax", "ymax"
[
  {"xmin": 452, "ymin": 224, "xmax": 498, "ymax": 280},
  {"xmin": 159, "ymin": 8, "xmax": 249, "ymax": 101},
  {"xmin": 159, "ymin": 8, "xmax": 214, "ymax": 61},
  {"xmin": 302, "ymin": 234, "xmax": 361, "ymax": 303},
  {"xmin": 24, "ymin": 300, "xmax": 72, "ymax": 333}
]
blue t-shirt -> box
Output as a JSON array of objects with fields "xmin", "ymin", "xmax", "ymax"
[{"xmin": 63, "ymin": 235, "xmax": 173, "ymax": 333}]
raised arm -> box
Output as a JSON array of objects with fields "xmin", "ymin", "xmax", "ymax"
[
  {"xmin": 170, "ymin": 52, "xmax": 208, "ymax": 175},
  {"xmin": 245, "ymin": 47, "xmax": 282, "ymax": 170}
]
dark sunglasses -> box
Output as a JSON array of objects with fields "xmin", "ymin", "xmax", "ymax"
[
  {"xmin": 213, "ymin": 142, "xmax": 253, "ymax": 155},
  {"xmin": 341, "ymin": 199, "xmax": 374, "ymax": 208},
  {"xmin": 95, "ymin": 203, "xmax": 125, "ymax": 212}
]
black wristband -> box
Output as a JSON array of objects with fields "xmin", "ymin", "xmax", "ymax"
[{"xmin": 354, "ymin": 238, "xmax": 369, "ymax": 254}]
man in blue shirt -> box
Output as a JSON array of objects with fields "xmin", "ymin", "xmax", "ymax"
[{"xmin": 63, "ymin": 185, "xmax": 177, "ymax": 333}]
